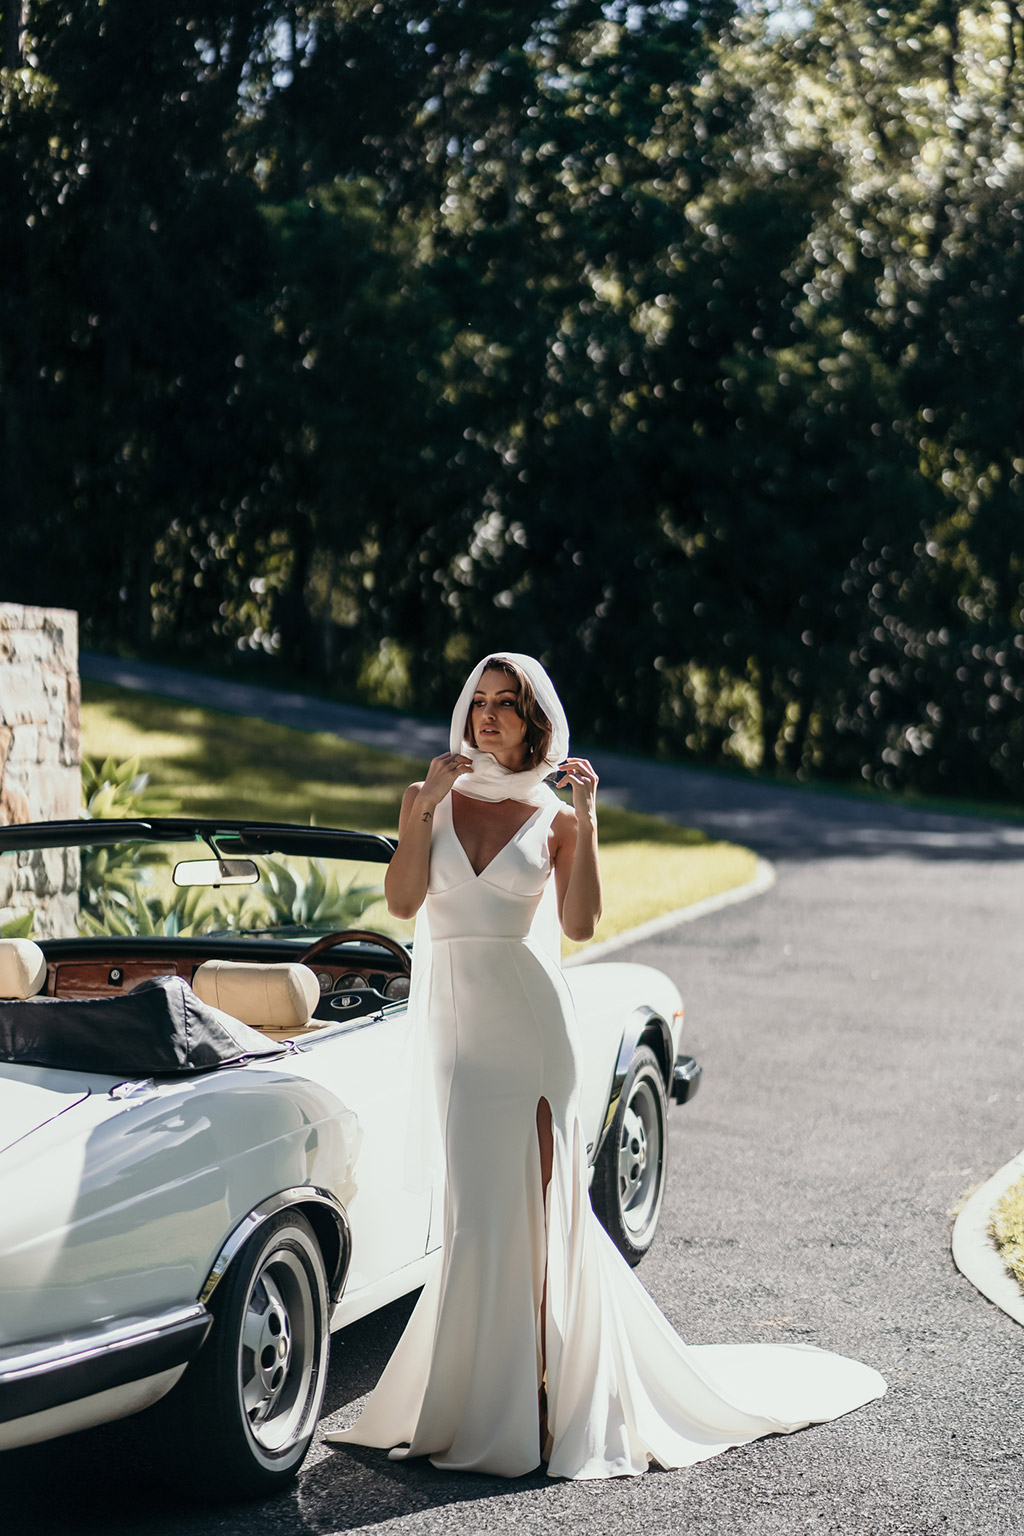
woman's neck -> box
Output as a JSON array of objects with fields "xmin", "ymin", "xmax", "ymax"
[{"xmin": 482, "ymin": 743, "xmax": 527, "ymax": 772}]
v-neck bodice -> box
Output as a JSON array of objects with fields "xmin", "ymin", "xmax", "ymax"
[
  {"xmin": 425, "ymin": 793, "xmax": 560, "ymax": 941},
  {"xmin": 450, "ymin": 793, "xmax": 547, "ymax": 880}
]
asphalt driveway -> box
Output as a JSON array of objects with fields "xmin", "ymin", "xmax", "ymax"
[{"xmin": 6, "ymin": 657, "xmax": 1023, "ymax": 1535}]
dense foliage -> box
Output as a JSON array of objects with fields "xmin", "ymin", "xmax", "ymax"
[{"xmin": 2, "ymin": 1, "xmax": 1023, "ymax": 798}]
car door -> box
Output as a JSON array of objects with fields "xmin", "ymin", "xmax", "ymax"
[{"xmin": 291, "ymin": 1002, "xmax": 436, "ymax": 1299}]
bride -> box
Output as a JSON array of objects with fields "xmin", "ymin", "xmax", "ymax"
[{"xmin": 326, "ymin": 652, "xmax": 885, "ymax": 1479}]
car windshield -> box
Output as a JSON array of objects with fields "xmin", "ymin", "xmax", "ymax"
[{"xmin": 0, "ymin": 827, "xmax": 412, "ymax": 946}]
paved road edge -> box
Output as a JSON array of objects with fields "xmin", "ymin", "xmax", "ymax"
[
  {"xmin": 951, "ymin": 1150, "xmax": 1024, "ymax": 1327},
  {"xmin": 563, "ymin": 857, "xmax": 776, "ymax": 968}
]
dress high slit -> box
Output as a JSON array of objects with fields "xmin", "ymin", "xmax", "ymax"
[{"xmin": 326, "ymin": 791, "xmax": 885, "ymax": 1479}]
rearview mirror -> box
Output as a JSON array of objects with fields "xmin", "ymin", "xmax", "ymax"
[{"xmin": 172, "ymin": 859, "xmax": 259, "ymax": 887}]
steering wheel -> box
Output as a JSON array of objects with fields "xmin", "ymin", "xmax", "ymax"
[{"xmin": 294, "ymin": 929, "xmax": 413, "ymax": 975}]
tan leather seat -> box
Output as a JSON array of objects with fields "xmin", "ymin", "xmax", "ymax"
[
  {"xmin": 191, "ymin": 959, "xmax": 321, "ymax": 1036},
  {"xmin": 0, "ymin": 938, "xmax": 47, "ymax": 999}
]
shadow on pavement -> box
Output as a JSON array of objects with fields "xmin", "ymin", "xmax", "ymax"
[
  {"xmin": 2, "ymin": 1293, "xmax": 552, "ymax": 1536},
  {"xmin": 296, "ymin": 1442, "xmax": 550, "ymax": 1535},
  {"xmin": 589, "ymin": 750, "xmax": 1024, "ymax": 864}
]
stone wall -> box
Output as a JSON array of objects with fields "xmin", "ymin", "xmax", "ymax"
[{"xmin": 0, "ymin": 604, "xmax": 81, "ymax": 936}]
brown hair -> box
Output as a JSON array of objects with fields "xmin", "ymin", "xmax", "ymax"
[{"xmin": 466, "ymin": 656, "xmax": 553, "ymax": 771}]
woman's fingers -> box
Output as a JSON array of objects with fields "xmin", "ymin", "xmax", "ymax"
[
  {"xmin": 421, "ymin": 753, "xmax": 473, "ymax": 802},
  {"xmin": 558, "ymin": 756, "xmax": 598, "ymax": 780},
  {"xmin": 429, "ymin": 752, "xmax": 472, "ymax": 773},
  {"xmin": 556, "ymin": 758, "xmax": 599, "ymax": 798}
]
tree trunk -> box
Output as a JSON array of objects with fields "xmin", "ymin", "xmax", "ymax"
[
  {"xmin": 756, "ymin": 661, "xmax": 779, "ymax": 773},
  {"xmin": 942, "ymin": 2, "xmax": 960, "ymax": 101},
  {"xmin": 1006, "ymin": 0, "xmax": 1021, "ymax": 108},
  {"xmin": 136, "ymin": 547, "xmax": 154, "ymax": 650},
  {"xmin": 2, "ymin": 1, "xmax": 24, "ymax": 70},
  {"xmin": 273, "ymin": 514, "xmax": 317, "ymax": 675},
  {"xmin": 786, "ymin": 673, "xmax": 817, "ymax": 778}
]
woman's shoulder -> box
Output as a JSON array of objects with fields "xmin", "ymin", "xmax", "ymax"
[{"xmin": 550, "ymin": 803, "xmax": 578, "ymax": 842}]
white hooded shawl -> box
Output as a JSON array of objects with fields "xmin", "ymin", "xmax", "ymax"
[{"xmin": 446, "ymin": 651, "xmax": 570, "ymax": 809}]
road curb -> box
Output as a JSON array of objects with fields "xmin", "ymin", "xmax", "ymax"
[
  {"xmin": 951, "ymin": 1149, "xmax": 1024, "ymax": 1327},
  {"xmin": 563, "ymin": 857, "xmax": 776, "ymax": 968}
]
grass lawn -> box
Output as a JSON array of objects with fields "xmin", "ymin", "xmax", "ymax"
[
  {"xmin": 990, "ymin": 1174, "xmax": 1024, "ymax": 1292},
  {"xmin": 81, "ymin": 682, "xmax": 761, "ymax": 956}
]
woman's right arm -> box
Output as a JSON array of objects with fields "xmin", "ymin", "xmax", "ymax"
[{"xmin": 384, "ymin": 753, "xmax": 472, "ymax": 920}]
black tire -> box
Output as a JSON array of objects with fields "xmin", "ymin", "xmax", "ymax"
[
  {"xmin": 590, "ymin": 1045, "xmax": 669, "ymax": 1267},
  {"xmin": 159, "ymin": 1210, "xmax": 330, "ymax": 1500}
]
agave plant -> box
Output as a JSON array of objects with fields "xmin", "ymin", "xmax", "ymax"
[
  {"xmin": 0, "ymin": 910, "xmax": 35, "ymax": 939},
  {"xmin": 76, "ymin": 882, "xmax": 221, "ymax": 940},
  {"xmin": 72, "ymin": 756, "xmax": 385, "ymax": 939},
  {"xmin": 80, "ymin": 756, "xmax": 176, "ymax": 822},
  {"xmin": 253, "ymin": 856, "xmax": 382, "ymax": 931},
  {"xmin": 77, "ymin": 757, "xmax": 179, "ymax": 929}
]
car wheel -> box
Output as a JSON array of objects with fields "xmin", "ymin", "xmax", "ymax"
[
  {"xmin": 164, "ymin": 1210, "xmax": 330, "ymax": 1499},
  {"xmin": 590, "ymin": 1044, "xmax": 668, "ymax": 1267}
]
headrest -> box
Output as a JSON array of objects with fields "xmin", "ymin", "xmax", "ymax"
[
  {"xmin": 191, "ymin": 960, "xmax": 319, "ymax": 1033},
  {"xmin": 0, "ymin": 939, "xmax": 47, "ymax": 1000}
]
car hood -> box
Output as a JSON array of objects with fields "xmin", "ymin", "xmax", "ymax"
[{"xmin": 0, "ymin": 1063, "xmax": 92, "ymax": 1154}]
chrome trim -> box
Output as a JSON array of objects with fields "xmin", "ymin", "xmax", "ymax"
[
  {"xmin": 108, "ymin": 1078, "xmax": 158, "ymax": 1103},
  {"xmin": 296, "ymin": 1012, "xmax": 387, "ymax": 1044},
  {"xmin": 200, "ymin": 1186, "xmax": 351, "ymax": 1306},
  {"xmin": 0, "ymin": 1304, "xmax": 208, "ymax": 1386},
  {"xmin": 0, "ymin": 1304, "xmax": 212, "ymax": 1424}
]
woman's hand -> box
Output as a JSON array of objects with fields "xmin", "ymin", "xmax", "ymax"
[
  {"xmin": 386, "ymin": 759, "xmax": 469, "ymax": 920},
  {"xmin": 556, "ymin": 757, "xmax": 599, "ymax": 819},
  {"xmin": 419, "ymin": 751, "xmax": 473, "ymax": 810}
]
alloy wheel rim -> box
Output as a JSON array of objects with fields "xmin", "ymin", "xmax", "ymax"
[
  {"xmin": 617, "ymin": 1077, "xmax": 662, "ymax": 1236},
  {"xmin": 238, "ymin": 1246, "xmax": 318, "ymax": 1454}
]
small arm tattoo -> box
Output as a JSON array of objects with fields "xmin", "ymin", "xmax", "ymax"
[{"xmin": 421, "ymin": 810, "xmax": 433, "ymax": 823}]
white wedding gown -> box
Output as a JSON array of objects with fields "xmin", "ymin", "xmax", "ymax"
[{"xmin": 327, "ymin": 793, "xmax": 885, "ymax": 1479}]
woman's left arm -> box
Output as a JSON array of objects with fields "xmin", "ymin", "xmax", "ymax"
[{"xmin": 552, "ymin": 757, "xmax": 602, "ymax": 944}]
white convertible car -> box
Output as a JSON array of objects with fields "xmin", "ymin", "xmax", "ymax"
[{"xmin": 0, "ymin": 818, "xmax": 700, "ymax": 1497}]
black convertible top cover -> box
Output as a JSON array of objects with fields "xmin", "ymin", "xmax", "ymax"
[{"xmin": 0, "ymin": 975, "xmax": 285, "ymax": 1077}]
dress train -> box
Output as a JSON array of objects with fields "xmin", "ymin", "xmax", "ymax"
[{"xmin": 326, "ymin": 795, "xmax": 885, "ymax": 1478}]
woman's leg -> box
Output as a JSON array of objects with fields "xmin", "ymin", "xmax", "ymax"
[
  {"xmin": 536, "ymin": 1097, "xmax": 554, "ymax": 1356},
  {"xmin": 536, "ymin": 1097, "xmax": 553, "ymax": 1447}
]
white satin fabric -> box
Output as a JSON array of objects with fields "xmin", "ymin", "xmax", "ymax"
[
  {"xmin": 391, "ymin": 655, "xmax": 567, "ymax": 1199},
  {"xmin": 325, "ymin": 792, "xmax": 886, "ymax": 1478}
]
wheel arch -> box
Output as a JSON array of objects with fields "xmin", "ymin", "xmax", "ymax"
[
  {"xmin": 595, "ymin": 1006, "xmax": 672, "ymax": 1161},
  {"xmin": 200, "ymin": 1186, "xmax": 351, "ymax": 1309}
]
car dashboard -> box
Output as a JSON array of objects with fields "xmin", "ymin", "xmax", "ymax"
[{"xmin": 36, "ymin": 937, "xmax": 411, "ymax": 1025}]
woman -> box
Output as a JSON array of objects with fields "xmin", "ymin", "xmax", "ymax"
[{"xmin": 327, "ymin": 653, "xmax": 885, "ymax": 1479}]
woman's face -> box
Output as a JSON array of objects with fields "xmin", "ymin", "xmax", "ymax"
[{"xmin": 470, "ymin": 668, "xmax": 527, "ymax": 765}]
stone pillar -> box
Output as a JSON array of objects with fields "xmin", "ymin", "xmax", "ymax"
[{"xmin": 0, "ymin": 604, "xmax": 81, "ymax": 936}]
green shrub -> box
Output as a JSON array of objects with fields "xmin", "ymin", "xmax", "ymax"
[{"xmin": 990, "ymin": 1175, "xmax": 1024, "ymax": 1292}]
